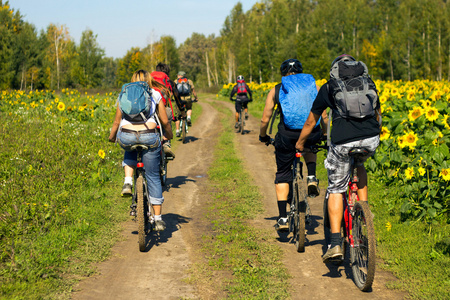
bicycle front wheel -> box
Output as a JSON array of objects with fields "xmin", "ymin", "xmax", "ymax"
[
  {"xmin": 136, "ymin": 175, "xmax": 146, "ymax": 252},
  {"xmin": 350, "ymin": 201, "xmax": 376, "ymax": 291}
]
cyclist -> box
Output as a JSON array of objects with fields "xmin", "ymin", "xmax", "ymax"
[
  {"xmin": 175, "ymin": 71, "xmax": 198, "ymax": 136},
  {"xmin": 230, "ymin": 75, "xmax": 253, "ymax": 128},
  {"xmin": 295, "ymin": 54, "xmax": 381, "ymax": 262},
  {"xmin": 259, "ymin": 59, "xmax": 328, "ymax": 231},
  {"xmin": 108, "ymin": 69, "xmax": 173, "ymax": 231},
  {"xmin": 153, "ymin": 63, "xmax": 187, "ymax": 158}
]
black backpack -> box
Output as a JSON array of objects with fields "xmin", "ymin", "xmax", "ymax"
[{"xmin": 329, "ymin": 60, "xmax": 378, "ymax": 120}]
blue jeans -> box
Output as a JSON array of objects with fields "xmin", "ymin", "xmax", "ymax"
[{"xmin": 117, "ymin": 129, "xmax": 164, "ymax": 205}]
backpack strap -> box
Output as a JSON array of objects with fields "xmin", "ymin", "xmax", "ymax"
[{"xmin": 269, "ymin": 84, "xmax": 282, "ymax": 134}]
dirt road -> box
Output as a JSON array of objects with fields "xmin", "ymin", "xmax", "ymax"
[{"xmin": 71, "ymin": 97, "xmax": 406, "ymax": 299}]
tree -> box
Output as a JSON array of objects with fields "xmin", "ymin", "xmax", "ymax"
[{"xmin": 74, "ymin": 29, "xmax": 105, "ymax": 88}]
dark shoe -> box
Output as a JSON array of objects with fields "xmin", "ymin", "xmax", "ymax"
[
  {"xmin": 154, "ymin": 219, "xmax": 166, "ymax": 231},
  {"xmin": 187, "ymin": 118, "xmax": 192, "ymax": 126},
  {"xmin": 235, "ymin": 122, "xmax": 239, "ymax": 129},
  {"xmin": 245, "ymin": 113, "xmax": 249, "ymax": 120},
  {"xmin": 275, "ymin": 217, "xmax": 289, "ymax": 231},
  {"xmin": 121, "ymin": 183, "xmax": 132, "ymax": 197},
  {"xmin": 176, "ymin": 130, "xmax": 181, "ymax": 137},
  {"xmin": 307, "ymin": 176, "xmax": 320, "ymax": 197},
  {"xmin": 322, "ymin": 245, "xmax": 343, "ymax": 263},
  {"xmin": 163, "ymin": 142, "xmax": 175, "ymax": 159}
]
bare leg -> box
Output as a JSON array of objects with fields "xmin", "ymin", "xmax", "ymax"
[{"xmin": 328, "ymin": 193, "xmax": 344, "ymax": 234}]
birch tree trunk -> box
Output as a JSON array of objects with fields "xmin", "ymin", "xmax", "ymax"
[{"xmin": 205, "ymin": 50, "xmax": 211, "ymax": 87}]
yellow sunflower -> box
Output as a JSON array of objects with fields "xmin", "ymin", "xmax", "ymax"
[
  {"xmin": 380, "ymin": 126, "xmax": 390, "ymax": 141},
  {"xmin": 424, "ymin": 107, "xmax": 439, "ymax": 122},
  {"xmin": 405, "ymin": 167, "xmax": 414, "ymax": 180},
  {"xmin": 439, "ymin": 168, "xmax": 450, "ymax": 181},
  {"xmin": 403, "ymin": 131, "xmax": 419, "ymax": 149},
  {"xmin": 98, "ymin": 149, "xmax": 106, "ymax": 159},
  {"xmin": 57, "ymin": 102, "xmax": 65, "ymax": 111},
  {"xmin": 443, "ymin": 114, "xmax": 450, "ymax": 129},
  {"xmin": 408, "ymin": 106, "xmax": 423, "ymax": 122},
  {"xmin": 418, "ymin": 167, "xmax": 426, "ymax": 176}
]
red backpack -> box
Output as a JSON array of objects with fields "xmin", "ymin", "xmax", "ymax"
[
  {"xmin": 151, "ymin": 71, "xmax": 175, "ymax": 120},
  {"xmin": 237, "ymin": 79, "xmax": 247, "ymax": 94}
]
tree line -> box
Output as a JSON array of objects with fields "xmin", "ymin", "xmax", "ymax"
[{"xmin": 2, "ymin": 0, "xmax": 450, "ymax": 91}]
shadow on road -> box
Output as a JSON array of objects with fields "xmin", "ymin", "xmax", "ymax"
[{"xmin": 163, "ymin": 176, "xmax": 197, "ymax": 191}]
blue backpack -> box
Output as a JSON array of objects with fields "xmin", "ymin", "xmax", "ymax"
[
  {"xmin": 278, "ymin": 73, "xmax": 318, "ymax": 130},
  {"xmin": 118, "ymin": 81, "xmax": 156, "ymax": 122}
]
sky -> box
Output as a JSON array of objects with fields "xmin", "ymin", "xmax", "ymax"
[{"xmin": 9, "ymin": 0, "xmax": 259, "ymax": 59}]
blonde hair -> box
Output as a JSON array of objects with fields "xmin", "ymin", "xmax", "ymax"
[{"xmin": 131, "ymin": 69, "xmax": 169, "ymax": 98}]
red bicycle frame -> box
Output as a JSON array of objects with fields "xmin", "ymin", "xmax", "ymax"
[{"xmin": 343, "ymin": 171, "xmax": 360, "ymax": 248}]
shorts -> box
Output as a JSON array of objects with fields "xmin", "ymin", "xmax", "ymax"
[
  {"xmin": 235, "ymin": 100, "xmax": 249, "ymax": 113},
  {"xmin": 274, "ymin": 127, "xmax": 321, "ymax": 184},
  {"xmin": 325, "ymin": 135, "xmax": 380, "ymax": 194},
  {"xmin": 181, "ymin": 97, "xmax": 193, "ymax": 110}
]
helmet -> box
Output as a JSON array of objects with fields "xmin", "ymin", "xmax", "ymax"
[
  {"xmin": 177, "ymin": 71, "xmax": 186, "ymax": 76},
  {"xmin": 331, "ymin": 54, "xmax": 356, "ymax": 67},
  {"xmin": 280, "ymin": 59, "xmax": 303, "ymax": 76},
  {"xmin": 237, "ymin": 75, "xmax": 244, "ymax": 81}
]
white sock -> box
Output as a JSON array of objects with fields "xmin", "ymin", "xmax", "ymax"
[
  {"xmin": 154, "ymin": 215, "xmax": 162, "ymax": 221},
  {"xmin": 124, "ymin": 177, "xmax": 133, "ymax": 185}
]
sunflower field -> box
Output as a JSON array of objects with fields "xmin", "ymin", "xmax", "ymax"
[{"xmin": 219, "ymin": 80, "xmax": 450, "ymax": 221}]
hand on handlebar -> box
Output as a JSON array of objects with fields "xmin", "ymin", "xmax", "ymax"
[{"xmin": 259, "ymin": 135, "xmax": 273, "ymax": 146}]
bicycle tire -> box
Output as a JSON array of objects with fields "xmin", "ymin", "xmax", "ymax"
[
  {"xmin": 240, "ymin": 109, "xmax": 245, "ymax": 135},
  {"xmin": 350, "ymin": 201, "xmax": 376, "ymax": 291},
  {"xmin": 181, "ymin": 120, "xmax": 187, "ymax": 144},
  {"xmin": 294, "ymin": 165, "xmax": 306, "ymax": 252},
  {"xmin": 136, "ymin": 175, "xmax": 146, "ymax": 252}
]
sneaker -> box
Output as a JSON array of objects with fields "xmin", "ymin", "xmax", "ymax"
[
  {"xmin": 176, "ymin": 130, "xmax": 181, "ymax": 137},
  {"xmin": 235, "ymin": 122, "xmax": 239, "ymax": 129},
  {"xmin": 275, "ymin": 217, "xmax": 289, "ymax": 231},
  {"xmin": 322, "ymin": 245, "xmax": 343, "ymax": 263},
  {"xmin": 163, "ymin": 142, "xmax": 175, "ymax": 159},
  {"xmin": 121, "ymin": 183, "xmax": 132, "ymax": 196},
  {"xmin": 307, "ymin": 176, "xmax": 320, "ymax": 197},
  {"xmin": 187, "ymin": 118, "xmax": 192, "ymax": 126},
  {"xmin": 245, "ymin": 113, "xmax": 249, "ymax": 120},
  {"xmin": 154, "ymin": 219, "xmax": 166, "ymax": 231}
]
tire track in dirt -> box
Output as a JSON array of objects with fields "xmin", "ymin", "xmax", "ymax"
[
  {"xmin": 71, "ymin": 100, "xmax": 221, "ymax": 300},
  {"xmin": 218, "ymin": 99, "xmax": 408, "ymax": 299}
]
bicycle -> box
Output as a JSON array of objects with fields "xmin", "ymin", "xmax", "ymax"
[
  {"xmin": 231, "ymin": 98, "xmax": 250, "ymax": 135},
  {"xmin": 178, "ymin": 99, "xmax": 197, "ymax": 144},
  {"xmin": 323, "ymin": 147, "xmax": 376, "ymax": 291},
  {"xmin": 128, "ymin": 144, "xmax": 155, "ymax": 252},
  {"xmin": 266, "ymin": 138, "xmax": 326, "ymax": 252}
]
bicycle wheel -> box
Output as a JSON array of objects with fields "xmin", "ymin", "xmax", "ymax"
[
  {"xmin": 240, "ymin": 109, "xmax": 245, "ymax": 135},
  {"xmin": 136, "ymin": 175, "xmax": 146, "ymax": 252},
  {"xmin": 293, "ymin": 167, "xmax": 306, "ymax": 252},
  {"xmin": 350, "ymin": 201, "xmax": 376, "ymax": 291},
  {"xmin": 181, "ymin": 120, "xmax": 187, "ymax": 144},
  {"xmin": 160, "ymin": 152, "xmax": 167, "ymax": 186}
]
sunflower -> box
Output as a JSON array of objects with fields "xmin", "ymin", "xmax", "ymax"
[
  {"xmin": 57, "ymin": 102, "xmax": 65, "ymax": 111},
  {"xmin": 424, "ymin": 106, "xmax": 439, "ymax": 122},
  {"xmin": 443, "ymin": 114, "xmax": 450, "ymax": 129},
  {"xmin": 418, "ymin": 167, "xmax": 426, "ymax": 176},
  {"xmin": 98, "ymin": 149, "xmax": 106, "ymax": 159},
  {"xmin": 380, "ymin": 126, "xmax": 390, "ymax": 141},
  {"xmin": 398, "ymin": 136, "xmax": 407, "ymax": 149},
  {"xmin": 403, "ymin": 131, "xmax": 419, "ymax": 149},
  {"xmin": 405, "ymin": 167, "xmax": 414, "ymax": 180},
  {"xmin": 439, "ymin": 168, "xmax": 450, "ymax": 181},
  {"xmin": 408, "ymin": 106, "xmax": 423, "ymax": 122}
]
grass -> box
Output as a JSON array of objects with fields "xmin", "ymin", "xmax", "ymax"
[{"xmin": 188, "ymin": 102, "xmax": 290, "ymax": 299}]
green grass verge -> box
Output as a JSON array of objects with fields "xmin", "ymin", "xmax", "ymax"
[{"xmin": 192, "ymin": 102, "xmax": 290, "ymax": 299}]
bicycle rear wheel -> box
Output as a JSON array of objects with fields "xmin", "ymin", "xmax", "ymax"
[
  {"xmin": 240, "ymin": 109, "xmax": 245, "ymax": 135},
  {"xmin": 293, "ymin": 167, "xmax": 306, "ymax": 252},
  {"xmin": 350, "ymin": 201, "xmax": 376, "ymax": 291},
  {"xmin": 181, "ymin": 120, "xmax": 187, "ymax": 144},
  {"xmin": 136, "ymin": 175, "xmax": 146, "ymax": 252}
]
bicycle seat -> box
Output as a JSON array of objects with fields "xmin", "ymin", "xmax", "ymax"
[
  {"xmin": 130, "ymin": 144, "xmax": 149, "ymax": 151},
  {"xmin": 348, "ymin": 147, "xmax": 370, "ymax": 158}
]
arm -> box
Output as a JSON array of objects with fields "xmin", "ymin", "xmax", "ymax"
[
  {"xmin": 157, "ymin": 100, "xmax": 173, "ymax": 140},
  {"xmin": 320, "ymin": 109, "xmax": 329, "ymax": 135},
  {"xmin": 230, "ymin": 85, "xmax": 237, "ymax": 99},
  {"xmin": 259, "ymin": 88, "xmax": 276, "ymax": 137},
  {"xmin": 108, "ymin": 105, "xmax": 122, "ymax": 142},
  {"xmin": 296, "ymin": 112, "xmax": 321, "ymax": 151},
  {"xmin": 247, "ymin": 84, "xmax": 253, "ymax": 99}
]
